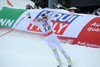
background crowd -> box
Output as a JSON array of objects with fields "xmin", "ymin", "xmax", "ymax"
[{"xmin": 29, "ymin": 0, "xmax": 100, "ymax": 16}]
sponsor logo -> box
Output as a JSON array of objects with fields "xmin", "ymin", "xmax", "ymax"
[
  {"xmin": 87, "ymin": 22, "xmax": 100, "ymax": 32},
  {"xmin": 77, "ymin": 41, "xmax": 100, "ymax": 48},
  {"xmin": 75, "ymin": 17, "xmax": 100, "ymax": 48},
  {"xmin": 36, "ymin": 10, "xmax": 79, "ymax": 23},
  {"xmin": 0, "ymin": 7, "xmax": 25, "ymax": 28},
  {"xmin": 0, "ymin": 18, "xmax": 15, "ymax": 28},
  {"xmin": 27, "ymin": 10, "xmax": 79, "ymax": 35}
]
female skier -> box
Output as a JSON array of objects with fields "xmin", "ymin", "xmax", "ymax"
[{"xmin": 27, "ymin": 10, "xmax": 72, "ymax": 67}]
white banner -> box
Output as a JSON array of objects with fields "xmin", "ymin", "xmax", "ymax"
[{"xmin": 0, "ymin": 8, "xmax": 100, "ymax": 48}]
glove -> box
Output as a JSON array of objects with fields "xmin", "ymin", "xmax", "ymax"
[{"xmin": 27, "ymin": 12, "xmax": 31, "ymax": 18}]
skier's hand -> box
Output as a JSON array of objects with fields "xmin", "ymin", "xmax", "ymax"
[{"xmin": 27, "ymin": 12, "xmax": 31, "ymax": 18}]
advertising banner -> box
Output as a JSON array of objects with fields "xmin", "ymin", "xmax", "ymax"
[
  {"xmin": 0, "ymin": 7, "xmax": 26, "ymax": 28},
  {"xmin": 0, "ymin": 7, "xmax": 100, "ymax": 48}
]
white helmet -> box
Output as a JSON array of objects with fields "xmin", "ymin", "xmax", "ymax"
[{"xmin": 41, "ymin": 11, "xmax": 48, "ymax": 17}]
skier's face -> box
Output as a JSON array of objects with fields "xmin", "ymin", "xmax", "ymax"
[{"xmin": 42, "ymin": 16, "xmax": 47, "ymax": 22}]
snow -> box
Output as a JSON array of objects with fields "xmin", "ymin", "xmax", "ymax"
[{"xmin": 0, "ymin": 29, "xmax": 100, "ymax": 67}]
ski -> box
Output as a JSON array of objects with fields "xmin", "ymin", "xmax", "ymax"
[{"xmin": 68, "ymin": 64, "xmax": 72, "ymax": 67}]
